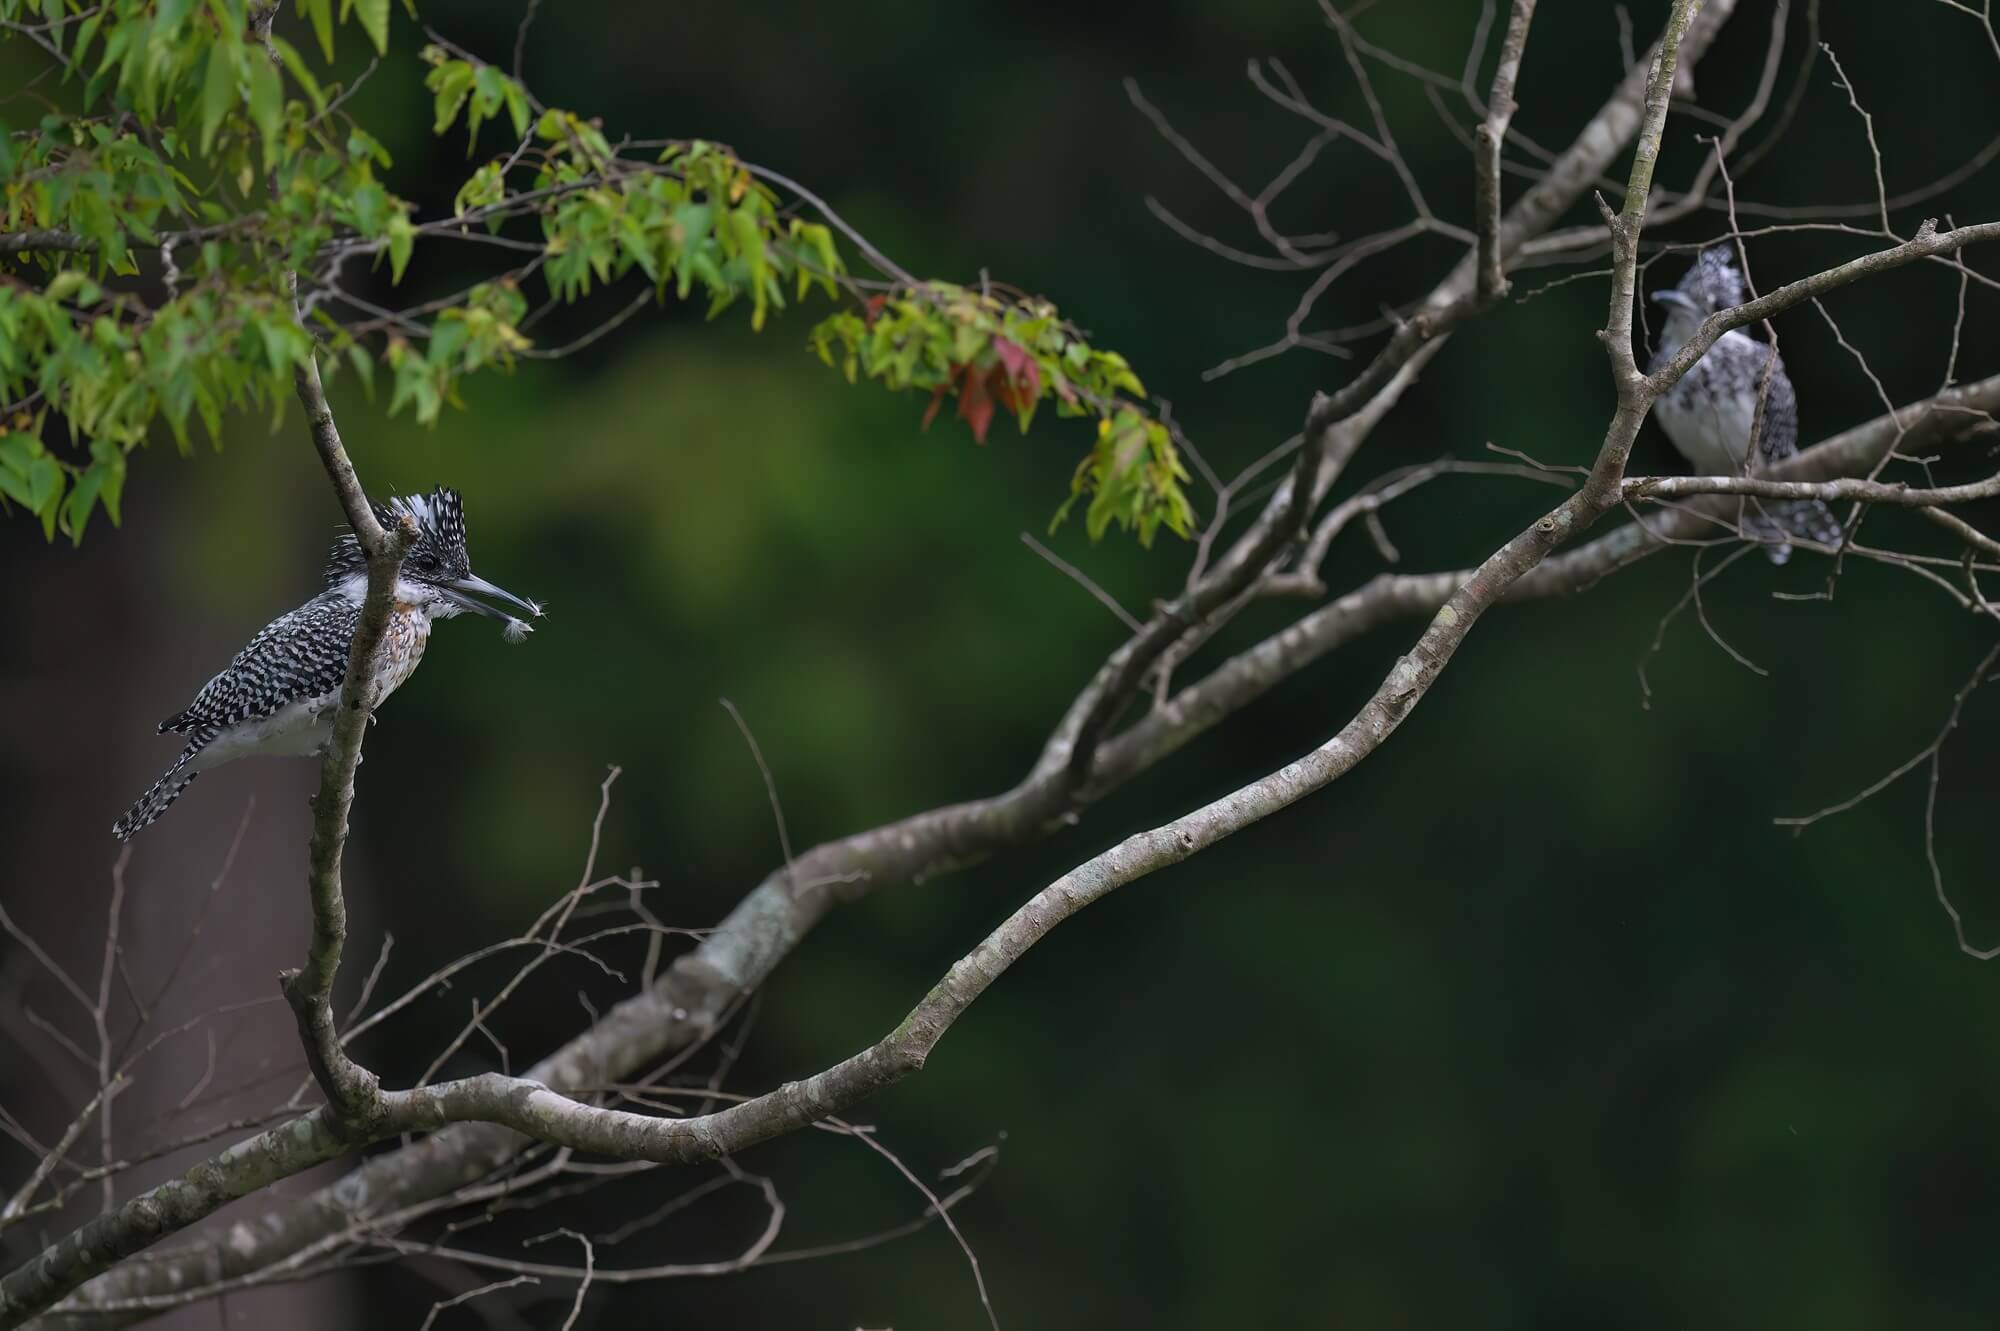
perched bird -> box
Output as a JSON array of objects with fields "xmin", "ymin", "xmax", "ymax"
[
  {"xmin": 112, "ymin": 487, "xmax": 541, "ymax": 841},
  {"xmin": 1649, "ymin": 245, "xmax": 1843, "ymax": 564}
]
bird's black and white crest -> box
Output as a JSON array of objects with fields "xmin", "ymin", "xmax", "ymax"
[
  {"xmin": 324, "ymin": 486, "xmax": 472, "ymax": 587},
  {"xmin": 1669, "ymin": 244, "xmax": 1749, "ymax": 316}
]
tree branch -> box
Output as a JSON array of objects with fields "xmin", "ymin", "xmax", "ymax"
[
  {"xmin": 276, "ymin": 294, "xmax": 413, "ymax": 1124},
  {"xmin": 1626, "ymin": 471, "xmax": 2000, "ymax": 507},
  {"xmin": 0, "ymin": 230, "xmax": 92, "ymax": 254},
  {"xmin": 1090, "ymin": 370, "xmax": 2000, "ymax": 790},
  {"xmin": 1474, "ymin": 0, "xmax": 1539, "ymax": 301}
]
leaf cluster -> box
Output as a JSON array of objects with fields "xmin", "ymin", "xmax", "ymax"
[{"xmin": 0, "ymin": 0, "xmax": 1190, "ymax": 546}]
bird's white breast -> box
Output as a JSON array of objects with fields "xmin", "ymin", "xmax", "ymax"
[
  {"xmin": 190, "ymin": 696, "xmax": 337, "ymax": 770},
  {"xmin": 1655, "ymin": 330, "xmax": 1760, "ymax": 474}
]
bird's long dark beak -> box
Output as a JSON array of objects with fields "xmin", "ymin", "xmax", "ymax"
[{"xmin": 443, "ymin": 574, "xmax": 544, "ymax": 627}]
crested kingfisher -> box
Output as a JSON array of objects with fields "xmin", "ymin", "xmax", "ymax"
[
  {"xmin": 1649, "ymin": 245, "xmax": 1843, "ymax": 565},
  {"xmin": 112, "ymin": 487, "xmax": 541, "ymax": 840}
]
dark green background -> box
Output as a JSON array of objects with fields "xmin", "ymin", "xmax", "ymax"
[{"xmin": 6, "ymin": 2, "xmax": 2000, "ymax": 1326}]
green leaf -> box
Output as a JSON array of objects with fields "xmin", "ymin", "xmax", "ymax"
[
  {"xmin": 258, "ymin": 318, "xmax": 294, "ymax": 371},
  {"xmin": 347, "ymin": 342, "xmax": 376, "ymax": 398},
  {"xmin": 469, "ymin": 64, "xmax": 510, "ymax": 148},
  {"xmin": 355, "ymin": 0, "xmax": 390, "ymax": 55},
  {"xmin": 349, "ymin": 181, "xmax": 388, "ymax": 236},
  {"xmin": 670, "ymin": 202, "xmax": 713, "ymax": 298},
  {"xmin": 44, "ymin": 270, "xmax": 100, "ymax": 305},
  {"xmin": 303, "ymin": 0, "xmax": 336, "ymax": 61},
  {"xmin": 429, "ymin": 61, "xmax": 473, "ymax": 134},
  {"xmin": 617, "ymin": 214, "xmax": 658, "ymax": 282},
  {"xmin": 427, "ymin": 315, "xmax": 469, "ymax": 367},
  {"xmin": 24, "ymin": 454, "xmax": 61, "ymax": 524},
  {"xmin": 92, "ymin": 442, "xmax": 125, "ymax": 525},
  {"xmin": 156, "ymin": 0, "xmax": 197, "ymax": 36},
  {"xmin": 199, "ymin": 38, "xmax": 239, "ymax": 155},
  {"xmin": 62, "ymin": 463, "xmax": 104, "ymax": 545},
  {"xmin": 273, "ymin": 37, "xmax": 326, "ymax": 113},
  {"xmin": 70, "ymin": 11, "xmax": 102, "ymax": 75},
  {"xmin": 0, "ymin": 465, "xmax": 34, "ymax": 511},
  {"xmin": 386, "ymin": 212, "xmax": 415, "ymax": 283},
  {"xmin": 347, "ymin": 128, "xmax": 391, "ymax": 168},
  {"xmin": 729, "ymin": 208, "xmax": 769, "ymax": 330},
  {"xmin": 247, "ymin": 55, "xmax": 283, "ymax": 160},
  {"xmin": 501, "ymin": 81, "xmax": 529, "ymax": 137},
  {"xmin": 0, "ymin": 433, "xmax": 39, "ymax": 479}
]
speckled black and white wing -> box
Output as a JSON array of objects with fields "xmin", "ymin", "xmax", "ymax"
[
  {"xmin": 1747, "ymin": 346, "xmax": 1845, "ymax": 557},
  {"xmin": 159, "ymin": 591, "xmax": 360, "ymax": 734},
  {"xmin": 1747, "ymin": 344, "xmax": 1799, "ymax": 466},
  {"xmin": 115, "ymin": 591, "xmax": 361, "ymax": 841}
]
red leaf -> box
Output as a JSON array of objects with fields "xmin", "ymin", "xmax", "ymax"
[
  {"xmin": 992, "ymin": 374, "xmax": 1022, "ymax": 415},
  {"xmin": 991, "ymin": 335, "xmax": 1040, "ymax": 400},
  {"xmin": 957, "ymin": 365, "xmax": 996, "ymax": 444},
  {"xmin": 863, "ymin": 294, "xmax": 889, "ymax": 327},
  {"xmin": 920, "ymin": 384, "xmax": 948, "ymax": 431}
]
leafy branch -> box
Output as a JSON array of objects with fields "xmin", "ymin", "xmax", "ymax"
[{"xmin": 0, "ymin": 0, "xmax": 1191, "ymax": 545}]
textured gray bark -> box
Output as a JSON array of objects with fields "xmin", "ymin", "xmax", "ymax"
[{"xmin": 279, "ymin": 337, "xmax": 413, "ymax": 1125}]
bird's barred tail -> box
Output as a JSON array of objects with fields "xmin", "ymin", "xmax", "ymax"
[
  {"xmin": 112, "ymin": 759, "xmax": 200, "ymax": 841},
  {"xmin": 1746, "ymin": 499, "xmax": 1843, "ymax": 566}
]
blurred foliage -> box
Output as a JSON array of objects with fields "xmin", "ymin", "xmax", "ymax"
[{"xmin": 0, "ymin": 0, "xmax": 1191, "ymax": 545}]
